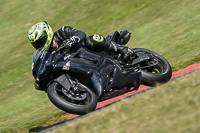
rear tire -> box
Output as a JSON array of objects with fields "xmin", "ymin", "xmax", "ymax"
[
  {"xmin": 47, "ymin": 82, "xmax": 97, "ymax": 115},
  {"xmin": 133, "ymin": 48, "xmax": 172, "ymax": 86}
]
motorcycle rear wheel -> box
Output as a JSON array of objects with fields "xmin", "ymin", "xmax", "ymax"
[
  {"xmin": 132, "ymin": 48, "xmax": 172, "ymax": 86},
  {"xmin": 47, "ymin": 81, "xmax": 97, "ymax": 115}
]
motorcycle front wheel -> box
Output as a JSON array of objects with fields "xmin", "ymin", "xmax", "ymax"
[
  {"xmin": 132, "ymin": 48, "xmax": 172, "ymax": 86},
  {"xmin": 47, "ymin": 81, "xmax": 97, "ymax": 115}
]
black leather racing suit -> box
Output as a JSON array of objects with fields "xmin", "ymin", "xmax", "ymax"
[{"xmin": 52, "ymin": 26, "xmax": 133, "ymax": 60}]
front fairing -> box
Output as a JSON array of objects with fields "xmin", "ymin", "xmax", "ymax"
[
  {"xmin": 52, "ymin": 51, "xmax": 114, "ymax": 96},
  {"xmin": 31, "ymin": 47, "xmax": 52, "ymax": 80}
]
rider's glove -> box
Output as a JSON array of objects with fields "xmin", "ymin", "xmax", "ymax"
[{"xmin": 63, "ymin": 36, "xmax": 81, "ymax": 48}]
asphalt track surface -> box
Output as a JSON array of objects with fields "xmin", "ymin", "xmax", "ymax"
[{"xmin": 38, "ymin": 62, "xmax": 200, "ymax": 133}]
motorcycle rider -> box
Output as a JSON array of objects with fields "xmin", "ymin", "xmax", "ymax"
[{"xmin": 28, "ymin": 21, "xmax": 133, "ymax": 61}]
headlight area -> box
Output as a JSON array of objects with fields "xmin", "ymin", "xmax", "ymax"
[{"xmin": 34, "ymin": 80, "xmax": 43, "ymax": 91}]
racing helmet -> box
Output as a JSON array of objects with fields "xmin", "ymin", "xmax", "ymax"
[{"xmin": 28, "ymin": 21, "xmax": 53, "ymax": 50}]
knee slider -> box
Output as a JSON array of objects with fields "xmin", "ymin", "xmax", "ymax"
[{"xmin": 85, "ymin": 34, "xmax": 106, "ymax": 51}]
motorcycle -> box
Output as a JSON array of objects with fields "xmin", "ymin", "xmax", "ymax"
[{"xmin": 31, "ymin": 32, "xmax": 172, "ymax": 115}]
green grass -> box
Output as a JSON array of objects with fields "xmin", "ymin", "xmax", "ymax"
[
  {"xmin": 0, "ymin": 0, "xmax": 200, "ymax": 132},
  {"xmin": 49, "ymin": 70, "xmax": 200, "ymax": 133}
]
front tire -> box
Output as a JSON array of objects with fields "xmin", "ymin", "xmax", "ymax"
[{"xmin": 47, "ymin": 82, "xmax": 97, "ymax": 115}]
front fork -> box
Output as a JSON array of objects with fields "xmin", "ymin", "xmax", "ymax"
[{"xmin": 52, "ymin": 74, "xmax": 87, "ymax": 101}]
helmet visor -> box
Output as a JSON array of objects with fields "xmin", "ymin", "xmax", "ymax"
[{"xmin": 31, "ymin": 31, "xmax": 47, "ymax": 49}]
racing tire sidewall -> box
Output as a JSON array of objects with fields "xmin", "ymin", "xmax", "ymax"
[{"xmin": 47, "ymin": 82, "xmax": 97, "ymax": 115}]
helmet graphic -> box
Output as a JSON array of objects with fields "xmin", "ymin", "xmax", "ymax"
[{"xmin": 28, "ymin": 21, "xmax": 53, "ymax": 50}]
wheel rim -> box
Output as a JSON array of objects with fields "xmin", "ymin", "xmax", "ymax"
[
  {"xmin": 53, "ymin": 82, "xmax": 92, "ymax": 106},
  {"xmin": 137, "ymin": 52, "xmax": 167, "ymax": 74}
]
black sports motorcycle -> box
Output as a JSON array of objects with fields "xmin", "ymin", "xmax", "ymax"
[{"xmin": 32, "ymin": 32, "xmax": 172, "ymax": 115}]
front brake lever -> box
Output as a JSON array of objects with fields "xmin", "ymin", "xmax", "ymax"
[
  {"xmin": 52, "ymin": 41, "xmax": 71, "ymax": 54},
  {"xmin": 52, "ymin": 45, "xmax": 65, "ymax": 54}
]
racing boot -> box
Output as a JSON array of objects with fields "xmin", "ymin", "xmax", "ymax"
[
  {"xmin": 106, "ymin": 41, "xmax": 134, "ymax": 61},
  {"xmin": 118, "ymin": 30, "xmax": 132, "ymax": 46},
  {"xmin": 106, "ymin": 30, "xmax": 131, "ymax": 46},
  {"xmin": 117, "ymin": 44, "xmax": 134, "ymax": 61}
]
